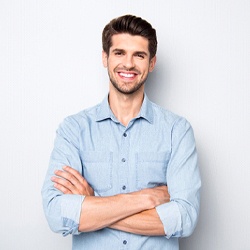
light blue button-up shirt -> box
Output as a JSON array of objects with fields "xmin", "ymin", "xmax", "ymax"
[{"xmin": 42, "ymin": 94, "xmax": 201, "ymax": 250}]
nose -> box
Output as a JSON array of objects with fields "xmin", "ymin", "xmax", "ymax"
[{"xmin": 122, "ymin": 54, "xmax": 135, "ymax": 70}]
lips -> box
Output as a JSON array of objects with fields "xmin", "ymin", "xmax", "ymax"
[
  {"xmin": 116, "ymin": 68, "xmax": 140, "ymax": 80},
  {"xmin": 119, "ymin": 72, "xmax": 136, "ymax": 78}
]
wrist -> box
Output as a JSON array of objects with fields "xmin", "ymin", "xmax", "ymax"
[{"xmin": 131, "ymin": 189, "xmax": 156, "ymax": 210}]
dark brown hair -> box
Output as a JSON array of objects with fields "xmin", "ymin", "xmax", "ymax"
[{"xmin": 102, "ymin": 15, "xmax": 157, "ymax": 59}]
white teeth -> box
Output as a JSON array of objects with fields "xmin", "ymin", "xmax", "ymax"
[{"xmin": 119, "ymin": 73, "xmax": 134, "ymax": 78}]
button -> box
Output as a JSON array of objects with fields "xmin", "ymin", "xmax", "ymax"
[
  {"xmin": 123, "ymin": 240, "xmax": 127, "ymax": 245},
  {"xmin": 121, "ymin": 158, "xmax": 126, "ymax": 162},
  {"xmin": 122, "ymin": 185, "xmax": 126, "ymax": 190},
  {"xmin": 123, "ymin": 133, "xmax": 127, "ymax": 137}
]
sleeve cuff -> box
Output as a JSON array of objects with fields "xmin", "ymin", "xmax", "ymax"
[
  {"xmin": 156, "ymin": 201, "xmax": 182, "ymax": 239},
  {"xmin": 61, "ymin": 194, "xmax": 85, "ymax": 236}
]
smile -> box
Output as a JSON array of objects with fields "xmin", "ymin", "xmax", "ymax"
[{"xmin": 119, "ymin": 72, "xmax": 136, "ymax": 78}]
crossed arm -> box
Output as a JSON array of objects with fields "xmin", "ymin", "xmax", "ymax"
[{"xmin": 51, "ymin": 166, "xmax": 170, "ymax": 236}]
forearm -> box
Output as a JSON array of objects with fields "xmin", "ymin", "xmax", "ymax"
[
  {"xmin": 51, "ymin": 166, "xmax": 170, "ymax": 234},
  {"xmin": 109, "ymin": 208, "xmax": 165, "ymax": 236},
  {"xmin": 79, "ymin": 191, "xmax": 158, "ymax": 232}
]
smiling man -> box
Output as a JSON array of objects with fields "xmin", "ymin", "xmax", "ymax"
[
  {"xmin": 105, "ymin": 33, "xmax": 155, "ymax": 95},
  {"xmin": 42, "ymin": 15, "xmax": 201, "ymax": 250}
]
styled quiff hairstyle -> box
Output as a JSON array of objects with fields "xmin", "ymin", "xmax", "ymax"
[{"xmin": 102, "ymin": 15, "xmax": 157, "ymax": 59}]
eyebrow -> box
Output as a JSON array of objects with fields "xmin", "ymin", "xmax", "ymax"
[{"xmin": 111, "ymin": 48, "xmax": 125, "ymax": 53}]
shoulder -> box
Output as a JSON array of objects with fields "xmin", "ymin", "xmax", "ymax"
[
  {"xmin": 150, "ymin": 101, "xmax": 195, "ymax": 143},
  {"xmin": 149, "ymin": 99, "xmax": 190, "ymax": 128},
  {"xmin": 59, "ymin": 102, "xmax": 101, "ymax": 130}
]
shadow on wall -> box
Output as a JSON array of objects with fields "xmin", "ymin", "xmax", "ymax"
[{"xmin": 145, "ymin": 56, "xmax": 171, "ymax": 108}]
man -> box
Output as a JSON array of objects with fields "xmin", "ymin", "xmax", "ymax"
[{"xmin": 42, "ymin": 14, "xmax": 201, "ymax": 249}]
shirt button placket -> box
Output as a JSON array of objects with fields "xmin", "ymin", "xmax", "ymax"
[
  {"xmin": 119, "ymin": 128, "xmax": 130, "ymax": 247},
  {"xmin": 120, "ymin": 129, "xmax": 129, "ymax": 194}
]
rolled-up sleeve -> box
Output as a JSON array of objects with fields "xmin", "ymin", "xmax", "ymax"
[
  {"xmin": 41, "ymin": 116, "xmax": 85, "ymax": 236},
  {"xmin": 156, "ymin": 118, "xmax": 201, "ymax": 239}
]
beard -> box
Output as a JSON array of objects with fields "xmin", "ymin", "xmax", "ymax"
[
  {"xmin": 109, "ymin": 77, "xmax": 146, "ymax": 95},
  {"xmin": 108, "ymin": 66, "xmax": 148, "ymax": 95}
]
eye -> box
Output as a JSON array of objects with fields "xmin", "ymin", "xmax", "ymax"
[
  {"xmin": 136, "ymin": 53, "xmax": 145, "ymax": 59},
  {"xmin": 114, "ymin": 51, "xmax": 124, "ymax": 56}
]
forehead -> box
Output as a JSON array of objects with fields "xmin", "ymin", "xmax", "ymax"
[{"xmin": 110, "ymin": 33, "xmax": 149, "ymax": 53}]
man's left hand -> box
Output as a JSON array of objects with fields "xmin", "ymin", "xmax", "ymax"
[{"xmin": 51, "ymin": 166, "xmax": 94, "ymax": 196}]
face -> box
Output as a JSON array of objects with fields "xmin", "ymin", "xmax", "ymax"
[{"xmin": 102, "ymin": 33, "xmax": 156, "ymax": 95}]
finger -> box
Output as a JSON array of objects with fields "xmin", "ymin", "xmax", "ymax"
[
  {"xmin": 54, "ymin": 169, "xmax": 79, "ymax": 187},
  {"xmin": 54, "ymin": 182, "xmax": 72, "ymax": 194},
  {"xmin": 62, "ymin": 166, "xmax": 92, "ymax": 191},
  {"xmin": 156, "ymin": 185, "xmax": 168, "ymax": 191},
  {"xmin": 63, "ymin": 166, "xmax": 87, "ymax": 184},
  {"xmin": 53, "ymin": 167, "xmax": 94, "ymax": 196},
  {"xmin": 51, "ymin": 176, "xmax": 77, "ymax": 193}
]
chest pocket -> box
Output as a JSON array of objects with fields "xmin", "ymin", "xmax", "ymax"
[
  {"xmin": 81, "ymin": 151, "xmax": 113, "ymax": 193},
  {"xmin": 136, "ymin": 152, "xmax": 170, "ymax": 189}
]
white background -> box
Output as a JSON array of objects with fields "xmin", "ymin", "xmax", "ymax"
[{"xmin": 1, "ymin": 1, "xmax": 249, "ymax": 249}]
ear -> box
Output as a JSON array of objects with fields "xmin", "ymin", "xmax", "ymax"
[
  {"xmin": 102, "ymin": 51, "xmax": 108, "ymax": 68},
  {"xmin": 149, "ymin": 56, "xmax": 156, "ymax": 72}
]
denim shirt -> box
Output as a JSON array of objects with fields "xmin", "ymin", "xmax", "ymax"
[{"xmin": 41, "ymin": 94, "xmax": 201, "ymax": 250}]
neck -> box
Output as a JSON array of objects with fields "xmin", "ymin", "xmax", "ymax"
[{"xmin": 108, "ymin": 87, "xmax": 144, "ymax": 127}]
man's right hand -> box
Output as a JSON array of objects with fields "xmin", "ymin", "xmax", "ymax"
[{"xmin": 138, "ymin": 185, "xmax": 170, "ymax": 208}]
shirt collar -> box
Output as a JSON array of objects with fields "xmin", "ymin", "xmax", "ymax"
[
  {"xmin": 138, "ymin": 94, "xmax": 154, "ymax": 123},
  {"xmin": 95, "ymin": 95, "xmax": 112, "ymax": 122},
  {"xmin": 96, "ymin": 94, "xmax": 154, "ymax": 124}
]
